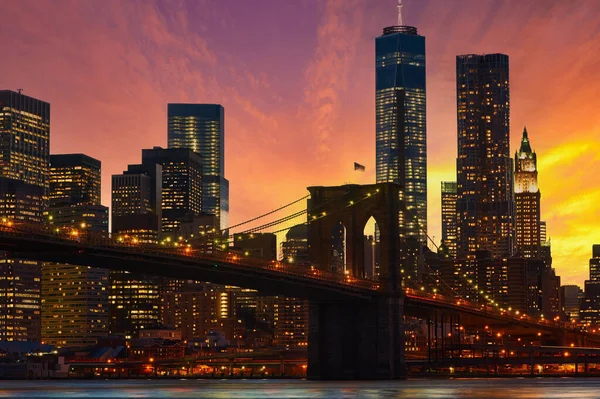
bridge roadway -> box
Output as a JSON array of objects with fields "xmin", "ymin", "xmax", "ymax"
[{"xmin": 0, "ymin": 222, "xmax": 594, "ymax": 340}]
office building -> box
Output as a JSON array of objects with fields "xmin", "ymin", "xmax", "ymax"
[
  {"xmin": 43, "ymin": 153, "xmax": 109, "ymax": 348},
  {"xmin": 0, "ymin": 90, "xmax": 48, "ymax": 342},
  {"xmin": 0, "ymin": 90, "xmax": 50, "ymax": 192},
  {"xmin": 41, "ymin": 265, "xmax": 108, "ymax": 348},
  {"xmin": 108, "ymin": 271, "xmax": 161, "ymax": 338},
  {"xmin": 581, "ymin": 246, "xmax": 600, "ymax": 325},
  {"xmin": 560, "ymin": 285, "xmax": 581, "ymax": 321},
  {"xmin": 0, "ymin": 257, "xmax": 41, "ymax": 342},
  {"xmin": 375, "ymin": 17, "xmax": 426, "ymax": 279},
  {"xmin": 168, "ymin": 104, "xmax": 229, "ymax": 230},
  {"xmin": 111, "ymin": 162, "xmax": 162, "ymax": 243},
  {"xmin": 515, "ymin": 128, "xmax": 541, "ymax": 258},
  {"xmin": 141, "ymin": 147, "xmax": 202, "ymax": 234},
  {"xmin": 49, "ymin": 154, "xmax": 101, "ymax": 207},
  {"xmin": 274, "ymin": 226, "xmax": 309, "ymax": 348},
  {"xmin": 456, "ymin": 54, "xmax": 514, "ymax": 259},
  {"xmin": 441, "ymin": 182, "xmax": 457, "ymax": 258},
  {"xmin": 590, "ymin": 245, "xmax": 600, "ymax": 281},
  {"xmin": 110, "ymin": 161, "xmax": 162, "ymax": 336},
  {"xmin": 0, "ymin": 177, "xmax": 44, "ymax": 223}
]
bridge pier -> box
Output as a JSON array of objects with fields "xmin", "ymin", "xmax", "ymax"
[{"xmin": 307, "ymin": 295, "xmax": 405, "ymax": 380}]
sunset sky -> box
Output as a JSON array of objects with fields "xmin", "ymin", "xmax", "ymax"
[{"xmin": 1, "ymin": 0, "xmax": 598, "ymax": 285}]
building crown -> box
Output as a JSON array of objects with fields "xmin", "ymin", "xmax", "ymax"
[{"xmin": 519, "ymin": 126, "xmax": 533, "ymax": 154}]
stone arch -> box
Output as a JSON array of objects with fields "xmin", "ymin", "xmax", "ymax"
[{"xmin": 307, "ymin": 183, "xmax": 403, "ymax": 293}]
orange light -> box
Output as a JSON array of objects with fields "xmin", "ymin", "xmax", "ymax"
[{"xmin": 149, "ymin": 357, "xmax": 154, "ymax": 362}]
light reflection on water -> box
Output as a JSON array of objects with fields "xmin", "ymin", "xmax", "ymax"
[{"xmin": 0, "ymin": 378, "xmax": 599, "ymax": 398}]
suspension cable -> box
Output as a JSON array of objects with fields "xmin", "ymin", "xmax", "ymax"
[{"xmin": 225, "ymin": 195, "xmax": 309, "ymax": 231}]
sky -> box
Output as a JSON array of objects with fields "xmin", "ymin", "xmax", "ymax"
[{"xmin": 1, "ymin": 0, "xmax": 599, "ymax": 285}]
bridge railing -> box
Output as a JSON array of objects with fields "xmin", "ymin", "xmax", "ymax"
[{"xmin": 0, "ymin": 221, "xmax": 380, "ymax": 292}]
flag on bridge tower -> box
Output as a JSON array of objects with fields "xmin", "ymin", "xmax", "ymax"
[{"xmin": 354, "ymin": 162, "xmax": 365, "ymax": 172}]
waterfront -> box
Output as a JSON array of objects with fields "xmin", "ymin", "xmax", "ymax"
[{"xmin": 1, "ymin": 378, "xmax": 600, "ymax": 398}]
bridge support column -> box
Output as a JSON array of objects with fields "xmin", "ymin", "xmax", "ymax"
[{"xmin": 307, "ymin": 294, "xmax": 405, "ymax": 380}]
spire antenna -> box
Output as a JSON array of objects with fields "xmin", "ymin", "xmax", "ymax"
[{"xmin": 397, "ymin": 0, "xmax": 403, "ymax": 26}]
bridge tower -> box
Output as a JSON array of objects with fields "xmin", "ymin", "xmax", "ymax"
[{"xmin": 306, "ymin": 183, "xmax": 406, "ymax": 379}]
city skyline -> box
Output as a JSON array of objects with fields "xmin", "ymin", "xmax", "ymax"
[{"xmin": 1, "ymin": 0, "xmax": 599, "ymax": 285}]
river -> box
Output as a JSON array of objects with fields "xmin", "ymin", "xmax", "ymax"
[{"xmin": 1, "ymin": 378, "xmax": 599, "ymax": 398}]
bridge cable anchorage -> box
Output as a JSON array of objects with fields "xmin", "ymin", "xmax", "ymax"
[{"xmin": 225, "ymin": 195, "xmax": 309, "ymax": 232}]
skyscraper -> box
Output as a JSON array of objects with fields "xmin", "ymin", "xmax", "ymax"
[
  {"xmin": 168, "ymin": 104, "xmax": 229, "ymax": 230},
  {"xmin": 515, "ymin": 128, "xmax": 541, "ymax": 259},
  {"xmin": 110, "ymin": 162, "xmax": 162, "ymax": 336},
  {"xmin": 141, "ymin": 147, "xmax": 202, "ymax": 235},
  {"xmin": 0, "ymin": 258, "xmax": 41, "ymax": 342},
  {"xmin": 591, "ymin": 245, "xmax": 600, "ymax": 282},
  {"xmin": 111, "ymin": 162, "xmax": 162, "ymax": 243},
  {"xmin": 375, "ymin": 13, "xmax": 426, "ymax": 279},
  {"xmin": 49, "ymin": 154, "xmax": 101, "ymax": 207},
  {"xmin": 456, "ymin": 54, "xmax": 514, "ymax": 259},
  {"xmin": 0, "ymin": 90, "xmax": 48, "ymax": 342},
  {"xmin": 43, "ymin": 153, "xmax": 109, "ymax": 348},
  {"xmin": 441, "ymin": 182, "xmax": 457, "ymax": 258},
  {"xmin": 0, "ymin": 90, "xmax": 50, "ymax": 191}
]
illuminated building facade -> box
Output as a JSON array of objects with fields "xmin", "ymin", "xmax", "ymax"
[
  {"xmin": 108, "ymin": 271, "xmax": 161, "ymax": 337},
  {"xmin": 141, "ymin": 147, "xmax": 202, "ymax": 234},
  {"xmin": 0, "ymin": 177, "xmax": 44, "ymax": 223},
  {"xmin": 456, "ymin": 54, "xmax": 515, "ymax": 259},
  {"xmin": 42, "ymin": 265, "xmax": 108, "ymax": 348},
  {"xmin": 0, "ymin": 90, "xmax": 50, "ymax": 193},
  {"xmin": 110, "ymin": 162, "xmax": 162, "ymax": 336},
  {"xmin": 0, "ymin": 257, "xmax": 41, "ymax": 342},
  {"xmin": 560, "ymin": 285, "xmax": 581, "ymax": 321},
  {"xmin": 43, "ymin": 153, "xmax": 109, "ymax": 348},
  {"xmin": 581, "ymin": 246, "xmax": 600, "ymax": 325},
  {"xmin": 168, "ymin": 104, "xmax": 229, "ymax": 230},
  {"xmin": 514, "ymin": 128, "xmax": 541, "ymax": 258},
  {"xmin": 375, "ymin": 24, "xmax": 426, "ymax": 279},
  {"xmin": 49, "ymin": 154, "xmax": 101, "ymax": 207},
  {"xmin": 274, "ymin": 225, "xmax": 308, "ymax": 348},
  {"xmin": 111, "ymin": 163, "xmax": 162, "ymax": 243},
  {"xmin": 0, "ymin": 91, "xmax": 48, "ymax": 342},
  {"xmin": 441, "ymin": 182, "xmax": 457, "ymax": 258}
]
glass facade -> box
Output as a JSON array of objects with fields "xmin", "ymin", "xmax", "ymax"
[
  {"xmin": 456, "ymin": 54, "xmax": 515, "ymax": 259},
  {"xmin": 167, "ymin": 104, "xmax": 229, "ymax": 230},
  {"xmin": 376, "ymin": 25, "xmax": 426, "ymax": 279}
]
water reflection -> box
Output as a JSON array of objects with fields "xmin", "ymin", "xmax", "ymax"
[{"xmin": 1, "ymin": 379, "xmax": 600, "ymax": 398}]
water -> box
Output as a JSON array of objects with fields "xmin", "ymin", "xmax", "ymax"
[{"xmin": 0, "ymin": 379, "xmax": 599, "ymax": 398}]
